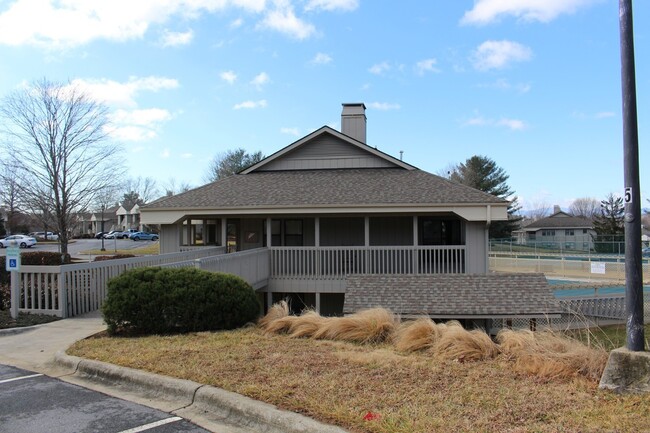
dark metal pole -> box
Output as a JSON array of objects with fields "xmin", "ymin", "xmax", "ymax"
[{"xmin": 619, "ymin": 0, "xmax": 644, "ymax": 351}]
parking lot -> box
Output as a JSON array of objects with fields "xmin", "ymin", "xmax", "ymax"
[
  {"xmin": 0, "ymin": 238, "xmax": 158, "ymax": 259},
  {"xmin": 0, "ymin": 364, "xmax": 208, "ymax": 433}
]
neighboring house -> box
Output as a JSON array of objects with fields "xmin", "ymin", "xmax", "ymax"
[
  {"xmin": 116, "ymin": 204, "xmax": 141, "ymax": 231},
  {"xmin": 90, "ymin": 205, "xmax": 119, "ymax": 234},
  {"xmin": 514, "ymin": 206, "xmax": 595, "ymax": 251},
  {"xmin": 141, "ymin": 103, "xmax": 511, "ymax": 315}
]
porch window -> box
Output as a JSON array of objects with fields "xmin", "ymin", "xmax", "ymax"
[
  {"xmin": 284, "ymin": 220, "xmax": 303, "ymax": 246},
  {"xmin": 419, "ymin": 217, "xmax": 462, "ymax": 246}
]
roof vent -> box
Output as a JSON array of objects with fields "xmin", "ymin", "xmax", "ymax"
[{"xmin": 341, "ymin": 103, "xmax": 366, "ymax": 143}]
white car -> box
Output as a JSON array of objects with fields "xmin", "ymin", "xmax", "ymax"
[{"xmin": 0, "ymin": 234, "xmax": 38, "ymax": 248}]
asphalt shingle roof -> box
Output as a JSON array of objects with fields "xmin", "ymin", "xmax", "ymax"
[
  {"xmin": 344, "ymin": 273, "xmax": 561, "ymax": 318},
  {"xmin": 522, "ymin": 212, "xmax": 593, "ymax": 230},
  {"xmin": 144, "ymin": 168, "xmax": 506, "ymax": 210}
]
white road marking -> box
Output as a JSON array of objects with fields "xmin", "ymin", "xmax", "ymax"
[
  {"xmin": 116, "ymin": 416, "xmax": 183, "ymax": 433},
  {"xmin": 0, "ymin": 373, "xmax": 43, "ymax": 384}
]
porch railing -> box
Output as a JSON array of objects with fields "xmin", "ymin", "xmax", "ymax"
[
  {"xmin": 270, "ymin": 246, "xmax": 466, "ymax": 279},
  {"xmin": 12, "ymin": 247, "xmax": 227, "ymax": 318}
]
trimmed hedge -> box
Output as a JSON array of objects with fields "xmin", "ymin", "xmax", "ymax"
[
  {"xmin": 102, "ymin": 267, "xmax": 261, "ymax": 335},
  {"xmin": 94, "ymin": 254, "xmax": 136, "ymax": 262},
  {"xmin": 0, "ymin": 252, "xmax": 71, "ymax": 310}
]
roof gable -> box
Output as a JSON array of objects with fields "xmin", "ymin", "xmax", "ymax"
[
  {"xmin": 242, "ymin": 126, "xmax": 413, "ymax": 173},
  {"xmin": 522, "ymin": 211, "xmax": 593, "ymax": 230}
]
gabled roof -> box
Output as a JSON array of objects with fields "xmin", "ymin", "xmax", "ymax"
[
  {"xmin": 521, "ymin": 211, "xmax": 593, "ymax": 231},
  {"xmin": 144, "ymin": 168, "xmax": 507, "ymax": 210},
  {"xmin": 241, "ymin": 126, "xmax": 414, "ymax": 173}
]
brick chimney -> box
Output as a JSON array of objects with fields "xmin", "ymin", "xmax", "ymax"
[
  {"xmin": 553, "ymin": 205, "xmax": 561, "ymax": 214},
  {"xmin": 341, "ymin": 103, "xmax": 366, "ymax": 143}
]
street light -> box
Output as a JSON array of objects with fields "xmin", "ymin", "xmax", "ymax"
[{"xmin": 100, "ymin": 204, "xmax": 106, "ymax": 252}]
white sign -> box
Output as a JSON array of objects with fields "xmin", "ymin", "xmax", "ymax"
[
  {"xmin": 6, "ymin": 246, "xmax": 20, "ymax": 272},
  {"xmin": 591, "ymin": 262, "xmax": 606, "ymax": 275}
]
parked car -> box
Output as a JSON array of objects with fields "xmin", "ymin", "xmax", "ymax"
[
  {"xmin": 642, "ymin": 247, "xmax": 650, "ymax": 257},
  {"xmin": 0, "ymin": 234, "xmax": 37, "ymax": 248},
  {"xmin": 94, "ymin": 232, "xmax": 107, "ymax": 239},
  {"xmin": 32, "ymin": 231, "xmax": 59, "ymax": 241},
  {"xmin": 104, "ymin": 230, "xmax": 129, "ymax": 239},
  {"xmin": 129, "ymin": 232, "xmax": 159, "ymax": 241}
]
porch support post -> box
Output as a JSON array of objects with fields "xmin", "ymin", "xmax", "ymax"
[
  {"xmin": 221, "ymin": 218, "xmax": 227, "ymax": 249},
  {"xmin": 266, "ymin": 291, "xmax": 273, "ymax": 310},
  {"xmin": 413, "ymin": 216, "xmax": 419, "ymax": 274},
  {"xmin": 203, "ymin": 219, "xmax": 207, "ymax": 245},
  {"xmin": 315, "ymin": 217, "xmax": 320, "ymax": 247},
  {"xmin": 315, "ymin": 217, "xmax": 321, "ymax": 277},
  {"xmin": 186, "ymin": 219, "xmax": 193, "ymax": 246},
  {"xmin": 315, "ymin": 292, "xmax": 321, "ymax": 314},
  {"xmin": 364, "ymin": 217, "xmax": 370, "ymax": 273},
  {"xmin": 266, "ymin": 217, "xmax": 272, "ymax": 247}
]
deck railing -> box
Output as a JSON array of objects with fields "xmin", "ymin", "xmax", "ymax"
[
  {"xmin": 270, "ymin": 246, "xmax": 466, "ymax": 279},
  {"xmin": 12, "ymin": 247, "xmax": 227, "ymax": 318}
]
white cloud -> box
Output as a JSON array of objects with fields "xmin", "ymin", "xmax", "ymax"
[
  {"xmin": 479, "ymin": 79, "xmax": 532, "ymax": 94},
  {"xmin": 107, "ymin": 108, "xmax": 173, "ymax": 141},
  {"xmin": 258, "ymin": 3, "xmax": 315, "ymax": 39},
  {"xmin": 463, "ymin": 114, "xmax": 527, "ymax": 130},
  {"xmin": 311, "ymin": 52, "xmax": 332, "ymax": 64},
  {"xmin": 280, "ymin": 127, "xmax": 300, "ymax": 136},
  {"xmin": 461, "ymin": 0, "xmax": 599, "ymax": 25},
  {"xmin": 220, "ymin": 70, "xmax": 238, "ymax": 84},
  {"xmin": 497, "ymin": 118, "xmax": 526, "ymax": 130},
  {"xmin": 369, "ymin": 62, "xmax": 390, "ymax": 75},
  {"xmin": 233, "ymin": 99, "xmax": 267, "ymax": 109},
  {"xmin": 304, "ymin": 0, "xmax": 359, "ymax": 12},
  {"xmin": 160, "ymin": 148, "xmax": 171, "ymax": 158},
  {"xmin": 69, "ymin": 76, "xmax": 179, "ymax": 107},
  {"xmin": 250, "ymin": 72, "xmax": 270, "ymax": 89},
  {"xmin": 181, "ymin": 153, "xmax": 193, "ymax": 159},
  {"xmin": 471, "ymin": 40, "xmax": 532, "ymax": 71},
  {"xmin": 415, "ymin": 58, "xmax": 440, "ymax": 75},
  {"xmin": 161, "ymin": 29, "xmax": 193, "ymax": 47},
  {"xmin": 596, "ymin": 111, "xmax": 616, "ymax": 119},
  {"xmin": 367, "ymin": 102, "xmax": 401, "ymax": 111},
  {"xmin": 230, "ymin": 18, "xmax": 244, "ymax": 28}
]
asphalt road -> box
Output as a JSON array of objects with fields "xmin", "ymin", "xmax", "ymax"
[
  {"xmin": 0, "ymin": 364, "xmax": 209, "ymax": 433},
  {"xmin": 0, "ymin": 238, "xmax": 157, "ymax": 259}
]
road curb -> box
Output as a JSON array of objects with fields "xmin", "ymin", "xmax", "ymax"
[{"xmin": 54, "ymin": 352, "xmax": 348, "ymax": 433}]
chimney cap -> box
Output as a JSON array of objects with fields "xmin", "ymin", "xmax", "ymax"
[{"xmin": 342, "ymin": 102, "xmax": 366, "ymax": 114}]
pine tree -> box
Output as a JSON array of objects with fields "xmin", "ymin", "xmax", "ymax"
[
  {"xmin": 592, "ymin": 193, "xmax": 624, "ymax": 253},
  {"xmin": 449, "ymin": 155, "xmax": 522, "ymax": 239}
]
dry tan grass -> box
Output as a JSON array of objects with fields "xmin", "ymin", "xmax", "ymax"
[
  {"xmin": 433, "ymin": 321, "xmax": 499, "ymax": 362},
  {"xmin": 287, "ymin": 310, "xmax": 334, "ymax": 338},
  {"xmin": 312, "ymin": 308, "xmax": 398, "ymax": 343},
  {"xmin": 258, "ymin": 300, "xmax": 289, "ymax": 332},
  {"xmin": 497, "ymin": 329, "xmax": 609, "ymax": 381},
  {"xmin": 392, "ymin": 317, "xmax": 443, "ymax": 352}
]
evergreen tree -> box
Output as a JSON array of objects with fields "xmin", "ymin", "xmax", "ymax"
[
  {"xmin": 449, "ymin": 155, "xmax": 522, "ymax": 239},
  {"xmin": 592, "ymin": 193, "xmax": 625, "ymax": 253},
  {"xmin": 204, "ymin": 148, "xmax": 264, "ymax": 182}
]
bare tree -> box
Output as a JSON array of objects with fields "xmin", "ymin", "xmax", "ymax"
[
  {"xmin": 163, "ymin": 178, "xmax": 193, "ymax": 197},
  {"xmin": 0, "ymin": 166, "xmax": 25, "ymax": 234},
  {"xmin": 526, "ymin": 201, "xmax": 551, "ymax": 222},
  {"xmin": 123, "ymin": 176, "xmax": 160, "ymax": 204},
  {"xmin": 0, "ymin": 79, "xmax": 124, "ymax": 257},
  {"xmin": 569, "ymin": 197, "xmax": 600, "ymax": 219},
  {"xmin": 204, "ymin": 148, "xmax": 264, "ymax": 182}
]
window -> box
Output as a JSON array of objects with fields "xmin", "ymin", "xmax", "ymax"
[
  {"xmin": 565, "ymin": 229, "xmax": 574, "ymax": 236},
  {"xmin": 284, "ymin": 220, "xmax": 303, "ymax": 246},
  {"xmin": 542, "ymin": 230, "xmax": 555, "ymax": 237}
]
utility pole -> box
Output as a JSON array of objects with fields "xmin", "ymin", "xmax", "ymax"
[{"xmin": 619, "ymin": 0, "xmax": 644, "ymax": 351}]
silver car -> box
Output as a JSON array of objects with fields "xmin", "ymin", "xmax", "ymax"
[{"xmin": 0, "ymin": 234, "xmax": 38, "ymax": 248}]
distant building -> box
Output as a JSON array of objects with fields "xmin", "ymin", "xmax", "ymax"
[{"xmin": 514, "ymin": 206, "xmax": 595, "ymax": 251}]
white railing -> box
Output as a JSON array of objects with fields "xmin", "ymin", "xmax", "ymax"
[
  {"xmin": 13, "ymin": 247, "xmax": 227, "ymax": 318},
  {"xmin": 270, "ymin": 246, "xmax": 466, "ymax": 279},
  {"xmin": 160, "ymin": 248, "xmax": 270, "ymax": 289}
]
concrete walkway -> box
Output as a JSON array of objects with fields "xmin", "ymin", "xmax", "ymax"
[{"xmin": 0, "ymin": 313, "xmax": 348, "ymax": 433}]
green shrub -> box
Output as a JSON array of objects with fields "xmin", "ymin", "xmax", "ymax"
[
  {"xmin": 102, "ymin": 267, "xmax": 261, "ymax": 335},
  {"xmin": 0, "ymin": 252, "xmax": 71, "ymax": 310},
  {"xmin": 94, "ymin": 254, "xmax": 136, "ymax": 262}
]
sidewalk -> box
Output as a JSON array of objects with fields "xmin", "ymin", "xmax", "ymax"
[{"xmin": 0, "ymin": 312, "xmax": 348, "ymax": 433}]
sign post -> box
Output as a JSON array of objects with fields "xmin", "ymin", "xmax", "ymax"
[{"xmin": 6, "ymin": 241, "xmax": 21, "ymax": 319}]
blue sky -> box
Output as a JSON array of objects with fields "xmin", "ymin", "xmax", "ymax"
[{"xmin": 0, "ymin": 0, "xmax": 647, "ymax": 213}]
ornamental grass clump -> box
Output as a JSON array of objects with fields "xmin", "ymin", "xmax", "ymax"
[
  {"xmin": 432, "ymin": 321, "xmax": 499, "ymax": 362},
  {"xmin": 393, "ymin": 317, "xmax": 445, "ymax": 352},
  {"xmin": 287, "ymin": 310, "xmax": 334, "ymax": 338},
  {"xmin": 496, "ymin": 329, "xmax": 608, "ymax": 381},
  {"xmin": 258, "ymin": 300, "xmax": 290, "ymax": 333},
  {"xmin": 311, "ymin": 308, "xmax": 398, "ymax": 343}
]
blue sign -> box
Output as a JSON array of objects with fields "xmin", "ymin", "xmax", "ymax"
[{"xmin": 6, "ymin": 246, "xmax": 20, "ymax": 271}]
